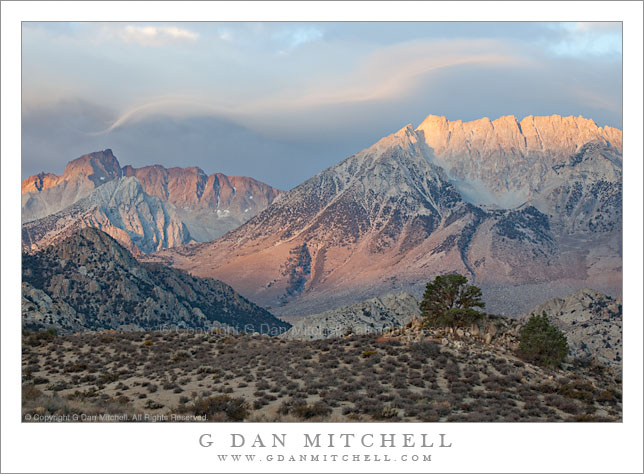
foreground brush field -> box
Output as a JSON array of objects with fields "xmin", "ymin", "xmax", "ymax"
[{"xmin": 22, "ymin": 325, "xmax": 622, "ymax": 422}]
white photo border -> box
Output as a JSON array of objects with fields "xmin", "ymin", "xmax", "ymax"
[{"xmin": 2, "ymin": 2, "xmax": 642, "ymax": 473}]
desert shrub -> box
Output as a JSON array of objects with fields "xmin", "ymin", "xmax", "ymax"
[
  {"xmin": 573, "ymin": 413, "xmax": 600, "ymax": 422},
  {"xmin": 23, "ymin": 329, "xmax": 57, "ymax": 347},
  {"xmin": 535, "ymin": 381, "xmax": 557, "ymax": 393},
  {"xmin": 256, "ymin": 380, "xmax": 270, "ymax": 390},
  {"xmin": 46, "ymin": 381, "xmax": 70, "ymax": 392},
  {"xmin": 517, "ymin": 313, "xmax": 569, "ymax": 368},
  {"xmin": 359, "ymin": 398, "xmax": 385, "ymax": 417},
  {"xmin": 409, "ymin": 377, "xmax": 425, "ymax": 388},
  {"xmin": 65, "ymin": 362, "xmax": 88, "ymax": 373},
  {"xmin": 277, "ymin": 399, "xmax": 293, "ymax": 415},
  {"xmin": 144, "ymin": 399, "xmax": 164, "ymax": 409},
  {"xmin": 373, "ymin": 405, "xmax": 399, "ymax": 420},
  {"xmin": 392, "ymin": 377, "xmax": 407, "ymax": 389},
  {"xmin": 557, "ymin": 381, "xmax": 595, "ymax": 403},
  {"xmin": 597, "ymin": 389, "xmax": 619, "ymax": 403},
  {"xmin": 291, "ymin": 401, "xmax": 332, "ymax": 419},
  {"xmin": 111, "ymin": 395, "xmax": 130, "ymax": 405},
  {"xmin": 546, "ymin": 394, "xmax": 579, "ymax": 414},
  {"xmin": 419, "ymin": 410, "xmax": 440, "ymax": 422},
  {"xmin": 361, "ymin": 350, "xmax": 377, "ymax": 358},
  {"xmin": 22, "ymin": 384, "xmax": 43, "ymax": 401},
  {"xmin": 98, "ymin": 373, "xmax": 119, "ymax": 384},
  {"xmin": 462, "ymin": 371, "xmax": 479, "ymax": 384},
  {"xmin": 185, "ymin": 395, "xmax": 249, "ymax": 421}
]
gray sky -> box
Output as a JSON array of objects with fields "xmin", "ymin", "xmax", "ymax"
[{"xmin": 22, "ymin": 22, "xmax": 622, "ymax": 190}]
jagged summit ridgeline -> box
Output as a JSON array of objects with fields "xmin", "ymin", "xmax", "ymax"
[
  {"xmin": 145, "ymin": 113, "xmax": 621, "ymax": 318},
  {"xmin": 417, "ymin": 114, "xmax": 622, "ymax": 159},
  {"xmin": 417, "ymin": 114, "xmax": 622, "ymax": 207},
  {"xmin": 22, "ymin": 150, "xmax": 123, "ymax": 221},
  {"xmin": 121, "ymin": 163, "xmax": 280, "ymax": 242},
  {"xmin": 21, "ymin": 150, "xmax": 281, "ymax": 253},
  {"xmin": 22, "ymin": 149, "xmax": 123, "ymax": 194},
  {"xmin": 22, "ymin": 227, "xmax": 291, "ymax": 335}
]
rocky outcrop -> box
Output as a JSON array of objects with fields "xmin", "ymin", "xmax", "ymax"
[
  {"xmin": 519, "ymin": 288, "xmax": 622, "ymax": 370},
  {"xmin": 146, "ymin": 114, "xmax": 621, "ymax": 318},
  {"xmin": 281, "ymin": 292, "xmax": 420, "ymax": 340},
  {"xmin": 21, "ymin": 150, "xmax": 281, "ymax": 251},
  {"xmin": 384, "ymin": 314, "xmax": 523, "ymax": 353},
  {"xmin": 22, "ymin": 281, "xmax": 88, "ymax": 334},
  {"xmin": 22, "ymin": 228, "xmax": 291, "ymax": 335}
]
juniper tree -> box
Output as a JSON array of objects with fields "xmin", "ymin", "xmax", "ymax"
[
  {"xmin": 420, "ymin": 273, "xmax": 485, "ymax": 328},
  {"xmin": 517, "ymin": 312, "xmax": 569, "ymax": 368}
]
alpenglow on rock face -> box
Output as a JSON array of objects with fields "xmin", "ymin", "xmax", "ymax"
[
  {"xmin": 21, "ymin": 150, "xmax": 281, "ymax": 253},
  {"xmin": 121, "ymin": 164, "xmax": 280, "ymax": 242},
  {"xmin": 22, "ymin": 228, "xmax": 291, "ymax": 335},
  {"xmin": 146, "ymin": 114, "xmax": 621, "ymax": 318},
  {"xmin": 22, "ymin": 150, "xmax": 123, "ymax": 222},
  {"xmin": 416, "ymin": 114, "xmax": 622, "ymax": 208}
]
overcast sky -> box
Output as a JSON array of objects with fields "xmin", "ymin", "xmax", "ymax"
[{"xmin": 22, "ymin": 21, "xmax": 622, "ymax": 189}]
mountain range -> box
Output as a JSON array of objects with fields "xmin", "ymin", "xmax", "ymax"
[
  {"xmin": 144, "ymin": 114, "xmax": 622, "ymax": 317},
  {"xmin": 21, "ymin": 150, "xmax": 280, "ymax": 253}
]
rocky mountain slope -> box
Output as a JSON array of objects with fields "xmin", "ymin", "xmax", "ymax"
[
  {"xmin": 22, "ymin": 150, "xmax": 280, "ymax": 252},
  {"xmin": 22, "ymin": 228, "xmax": 291, "ymax": 335},
  {"xmin": 281, "ymin": 292, "xmax": 420, "ymax": 340},
  {"xmin": 22, "ymin": 177, "xmax": 190, "ymax": 255},
  {"xmin": 146, "ymin": 114, "xmax": 621, "ymax": 317},
  {"xmin": 519, "ymin": 288, "xmax": 622, "ymax": 371},
  {"xmin": 121, "ymin": 164, "xmax": 280, "ymax": 242}
]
